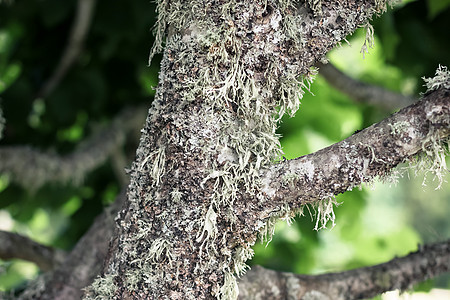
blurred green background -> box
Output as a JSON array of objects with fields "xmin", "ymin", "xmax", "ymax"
[{"xmin": 0, "ymin": 0, "xmax": 449, "ymax": 297}]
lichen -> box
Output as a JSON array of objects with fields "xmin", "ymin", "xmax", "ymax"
[
  {"xmin": 84, "ymin": 274, "xmax": 117, "ymax": 300},
  {"xmin": 422, "ymin": 65, "xmax": 450, "ymax": 92},
  {"xmin": 147, "ymin": 238, "xmax": 174, "ymax": 264},
  {"xmin": 233, "ymin": 246, "xmax": 254, "ymax": 276},
  {"xmin": 139, "ymin": 146, "xmax": 166, "ymax": 187},
  {"xmin": 411, "ymin": 135, "xmax": 449, "ymax": 190},
  {"xmin": 360, "ymin": 22, "xmax": 374, "ymax": 59},
  {"xmin": 307, "ymin": 0, "xmax": 322, "ymax": 16},
  {"xmin": 312, "ymin": 197, "xmax": 339, "ymax": 231},
  {"xmin": 388, "ymin": 121, "xmax": 409, "ymax": 136},
  {"xmin": 219, "ymin": 271, "xmax": 239, "ymax": 300},
  {"xmin": 302, "ymin": 290, "xmax": 331, "ymax": 300},
  {"xmin": 197, "ymin": 204, "xmax": 218, "ymax": 256}
]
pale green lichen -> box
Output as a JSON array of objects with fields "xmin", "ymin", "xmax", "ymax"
[
  {"xmin": 139, "ymin": 147, "xmax": 166, "ymax": 187},
  {"xmin": 233, "ymin": 247, "xmax": 254, "ymax": 276},
  {"xmin": 307, "ymin": 0, "xmax": 322, "ymax": 16},
  {"xmin": 84, "ymin": 274, "xmax": 117, "ymax": 300},
  {"xmin": 219, "ymin": 271, "xmax": 239, "ymax": 300},
  {"xmin": 125, "ymin": 269, "xmax": 142, "ymax": 291},
  {"xmin": 388, "ymin": 121, "xmax": 409, "ymax": 136},
  {"xmin": 312, "ymin": 197, "xmax": 339, "ymax": 231},
  {"xmin": 412, "ymin": 135, "xmax": 449, "ymax": 190},
  {"xmin": 147, "ymin": 238, "xmax": 174, "ymax": 265},
  {"xmin": 302, "ymin": 290, "xmax": 331, "ymax": 300},
  {"xmin": 196, "ymin": 204, "xmax": 219, "ymax": 256},
  {"xmin": 360, "ymin": 22, "xmax": 374, "ymax": 59},
  {"xmin": 422, "ymin": 65, "xmax": 450, "ymax": 92},
  {"xmin": 409, "ymin": 65, "xmax": 450, "ymax": 189},
  {"xmin": 258, "ymin": 204, "xmax": 296, "ymax": 245},
  {"xmin": 282, "ymin": 173, "xmax": 301, "ymax": 187},
  {"xmin": 170, "ymin": 188, "xmax": 183, "ymax": 203}
]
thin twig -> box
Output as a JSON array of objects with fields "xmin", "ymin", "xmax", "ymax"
[
  {"xmin": 36, "ymin": 0, "xmax": 97, "ymax": 99},
  {"xmin": 317, "ymin": 61, "xmax": 414, "ymax": 111}
]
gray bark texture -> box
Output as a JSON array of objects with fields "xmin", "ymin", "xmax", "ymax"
[{"xmin": 10, "ymin": 0, "xmax": 448, "ymax": 299}]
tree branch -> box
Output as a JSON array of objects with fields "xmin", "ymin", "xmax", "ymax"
[
  {"xmin": 13, "ymin": 190, "xmax": 126, "ymax": 300},
  {"xmin": 0, "ymin": 230, "xmax": 66, "ymax": 272},
  {"xmin": 238, "ymin": 240, "xmax": 450, "ymax": 299},
  {"xmin": 258, "ymin": 88, "xmax": 449, "ymax": 219},
  {"xmin": 317, "ymin": 62, "xmax": 414, "ymax": 110},
  {"xmin": 36, "ymin": 0, "xmax": 97, "ymax": 99},
  {"xmin": 0, "ymin": 106, "xmax": 147, "ymax": 190}
]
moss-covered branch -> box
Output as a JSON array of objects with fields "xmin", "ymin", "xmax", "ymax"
[{"xmin": 238, "ymin": 240, "xmax": 450, "ymax": 299}]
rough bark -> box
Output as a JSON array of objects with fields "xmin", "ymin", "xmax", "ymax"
[
  {"xmin": 260, "ymin": 89, "xmax": 449, "ymax": 223},
  {"xmin": 5, "ymin": 89, "xmax": 447, "ymax": 300},
  {"xmin": 80, "ymin": 1, "xmax": 449, "ymax": 299}
]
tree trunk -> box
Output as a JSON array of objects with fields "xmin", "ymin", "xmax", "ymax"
[{"xmin": 82, "ymin": 1, "xmax": 450, "ymax": 299}]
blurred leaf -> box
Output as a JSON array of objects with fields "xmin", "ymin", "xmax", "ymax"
[
  {"xmin": 0, "ymin": 260, "xmax": 38, "ymax": 292},
  {"xmin": 61, "ymin": 196, "xmax": 82, "ymax": 216},
  {"xmin": 57, "ymin": 111, "xmax": 87, "ymax": 142},
  {"xmin": 427, "ymin": 0, "xmax": 450, "ymax": 19},
  {"xmin": 414, "ymin": 279, "xmax": 434, "ymax": 292},
  {"xmin": 101, "ymin": 183, "xmax": 119, "ymax": 205}
]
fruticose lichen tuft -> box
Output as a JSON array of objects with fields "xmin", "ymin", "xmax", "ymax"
[
  {"xmin": 422, "ymin": 65, "xmax": 450, "ymax": 92},
  {"xmin": 84, "ymin": 274, "xmax": 117, "ymax": 299},
  {"xmin": 360, "ymin": 22, "xmax": 374, "ymax": 59}
]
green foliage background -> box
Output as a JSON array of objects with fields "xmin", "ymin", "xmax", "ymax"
[{"xmin": 0, "ymin": 0, "xmax": 449, "ymax": 295}]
